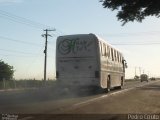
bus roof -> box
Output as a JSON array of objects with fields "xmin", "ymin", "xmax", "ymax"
[
  {"xmin": 57, "ymin": 33, "xmax": 124, "ymax": 57},
  {"xmin": 91, "ymin": 33, "xmax": 123, "ymax": 56}
]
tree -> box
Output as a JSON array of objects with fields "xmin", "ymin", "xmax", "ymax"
[
  {"xmin": 0, "ymin": 60, "xmax": 14, "ymax": 81},
  {"xmin": 100, "ymin": 0, "xmax": 160, "ymax": 25}
]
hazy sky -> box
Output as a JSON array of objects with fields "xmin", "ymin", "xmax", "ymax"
[{"xmin": 0, "ymin": 0, "xmax": 160, "ymax": 79}]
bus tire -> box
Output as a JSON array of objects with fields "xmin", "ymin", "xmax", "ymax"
[
  {"xmin": 116, "ymin": 85, "xmax": 122, "ymax": 89},
  {"xmin": 106, "ymin": 76, "xmax": 111, "ymax": 92},
  {"xmin": 118, "ymin": 77, "xmax": 123, "ymax": 89}
]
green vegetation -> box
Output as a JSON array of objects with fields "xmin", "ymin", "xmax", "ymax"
[
  {"xmin": 100, "ymin": 0, "xmax": 160, "ymax": 25},
  {"xmin": 0, "ymin": 60, "xmax": 57, "ymax": 90},
  {"xmin": 0, "ymin": 79, "xmax": 56, "ymax": 90},
  {"xmin": 0, "ymin": 60, "xmax": 14, "ymax": 81}
]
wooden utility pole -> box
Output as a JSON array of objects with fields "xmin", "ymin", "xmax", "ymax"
[
  {"xmin": 135, "ymin": 67, "xmax": 137, "ymax": 76},
  {"xmin": 139, "ymin": 67, "xmax": 141, "ymax": 75},
  {"xmin": 42, "ymin": 29, "xmax": 56, "ymax": 85}
]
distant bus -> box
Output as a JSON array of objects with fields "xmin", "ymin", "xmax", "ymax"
[
  {"xmin": 56, "ymin": 33, "xmax": 127, "ymax": 92},
  {"xmin": 140, "ymin": 74, "xmax": 149, "ymax": 82}
]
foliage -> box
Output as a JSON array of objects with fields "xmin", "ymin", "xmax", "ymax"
[
  {"xmin": 0, "ymin": 79, "xmax": 56, "ymax": 89},
  {"xmin": 100, "ymin": 0, "xmax": 160, "ymax": 25},
  {"xmin": 0, "ymin": 60, "xmax": 14, "ymax": 81}
]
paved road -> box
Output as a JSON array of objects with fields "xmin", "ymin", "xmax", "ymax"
[
  {"xmin": 0, "ymin": 80, "xmax": 159, "ymax": 115},
  {"xmin": 63, "ymin": 80, "xmax": 160, "ymax": 114}
]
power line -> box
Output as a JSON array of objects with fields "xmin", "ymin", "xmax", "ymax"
[
  {"xmin": 0, "ymin": 48, "xmax": 40, "ymax": 55},
  {"xmin": 99, "ymin": 31, "xmax": 160, "ymax": 37},
  {"xmin": 111, "ymin": 42, "xmax": 160, "ymax": 45},
  {"xmin": 55, "ymin": 29, "xmax": 65, "ymax": 35},
  {"xmin": 0, "ymin": 35, "xmax": 42, "ymax": 46},
  {"xmin": 23, "ymin": 46, "xmax": 44, "ymax": 79},
  {"xmin": 0, "ymin": 10, "xmax": 64, "ymax": 34},
  {"xmin": 0, "ymin": 9, "xmax": 65, "ymax": 35},
  {"xmin": 0, "ymin": 10, "xmax": 54, "ymax": 30},
  {"xmin": 1, "ymin": 34, "xmax": 160, "ymax": 46},
  {"xmin": 0, "ymin": 53, "xmax": 39, "ymax": 57}
]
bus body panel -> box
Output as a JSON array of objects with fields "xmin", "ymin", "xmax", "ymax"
[
  {"xmin": 99, "ymin": 36, "xmax": 125, "ymax": 89},
  {"xmin": 56, "ymin": 33, "xmax": 125, "ymax": 89},
  {"xmin": 56, "ymin": 34, "xmax": 100, "ymax": 88}
]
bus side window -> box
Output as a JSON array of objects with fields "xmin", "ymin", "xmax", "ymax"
[
  {"xmin": 101, "ymin": 42, "xmax": 104, "ymax": 56},
  {"xmin": 101, "ymin": 43, "xmax": 107, "ymax": 57},
  {"xmin": 119, "ymin": 54, "xmax": 122, "ymax": 63},
  {"xmin": 121, "ymin": 55, "xmax": 123, "ymax": 63},
  {"xmin": 111, "ymin": 48, "xmax": 114, "ymax": 61},
  {"xmin": 104, "ymin": 44, "xmax": 107, "ymax": 57},
  {"xmin": 99, "ymin": 42, "xmax": 102, "ymax": 56},
  {"xmin": 102, "ymin": 43, "xmax": 105, "ymax": 56},
  {"xmin": 117, "ymin": 52, "xmax": 119, "ymax": 62},
  {"xmin": 114, "ymin": 50, "xmax": 117, "ymax": 62},
  {"xmin": 107, "ymin": 45, "xmax": 109, "ymax": 58}
]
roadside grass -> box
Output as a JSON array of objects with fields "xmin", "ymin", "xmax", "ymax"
[{"xmin": 0, "ymin": 79, "xmax": 57, "ymax": 90}]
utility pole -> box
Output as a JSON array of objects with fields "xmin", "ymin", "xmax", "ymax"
[
  {"xmin": 135, "ymin": 67, "xmax": 137, "ymax": 76},
  {"xmin": 139, "ymin": 67, "xmax": 141, "ymax": 75},
  {"xmin": 148, "ymin": 71, "xmax": 150, "ymax": 77},
  {"xmin": 143, "ymin": 69, "xmax": 145, "ymax": 74},
  {"xmin": 42, "ymin": 29, "xmax": 56, "ymax": 85}
]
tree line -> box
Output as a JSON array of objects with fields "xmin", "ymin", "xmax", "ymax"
[
  {"xmin": 100, "ymin": 0, "xmax": 160, "ymax": 25},
  {"xmin": 0, "ymin": 60, "xmax": 14, "ymax": 81}
]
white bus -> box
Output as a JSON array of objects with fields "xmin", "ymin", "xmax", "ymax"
[{"xmin": 56, "ymin": 33, "xmax": 127, "ymax": 92}]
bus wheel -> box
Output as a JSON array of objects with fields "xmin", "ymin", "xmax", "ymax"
[
  {"xmin": 117, "ymin": 77, "xmax": 123, "ymax": 89},
  {"xmin": 106, "ymin": 76, "xmax": 111, "ymax": 92}
]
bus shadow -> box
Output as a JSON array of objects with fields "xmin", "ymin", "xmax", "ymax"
[
  {"xmin": 6, "ymin": 86, "xmax": 105, "ymax": 103},
  {"xmin": 0, "ymin": 87, "xmax": 103, "ymax": 105},
  {"xmin": 0, "ymin": 86, "xmax": 120, "ymax": 106},
  {"xmin": 51, "ymin": 87, "xmax": 105, "ymax": 100},
  {"xmin": 47, "ymin": 86, "xmax": 121, "ymax": 101}
]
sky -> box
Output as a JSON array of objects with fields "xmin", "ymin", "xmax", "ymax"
[{"xmin": 0, "ymin": 0, "xmax": 160, "ymax": 80}]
